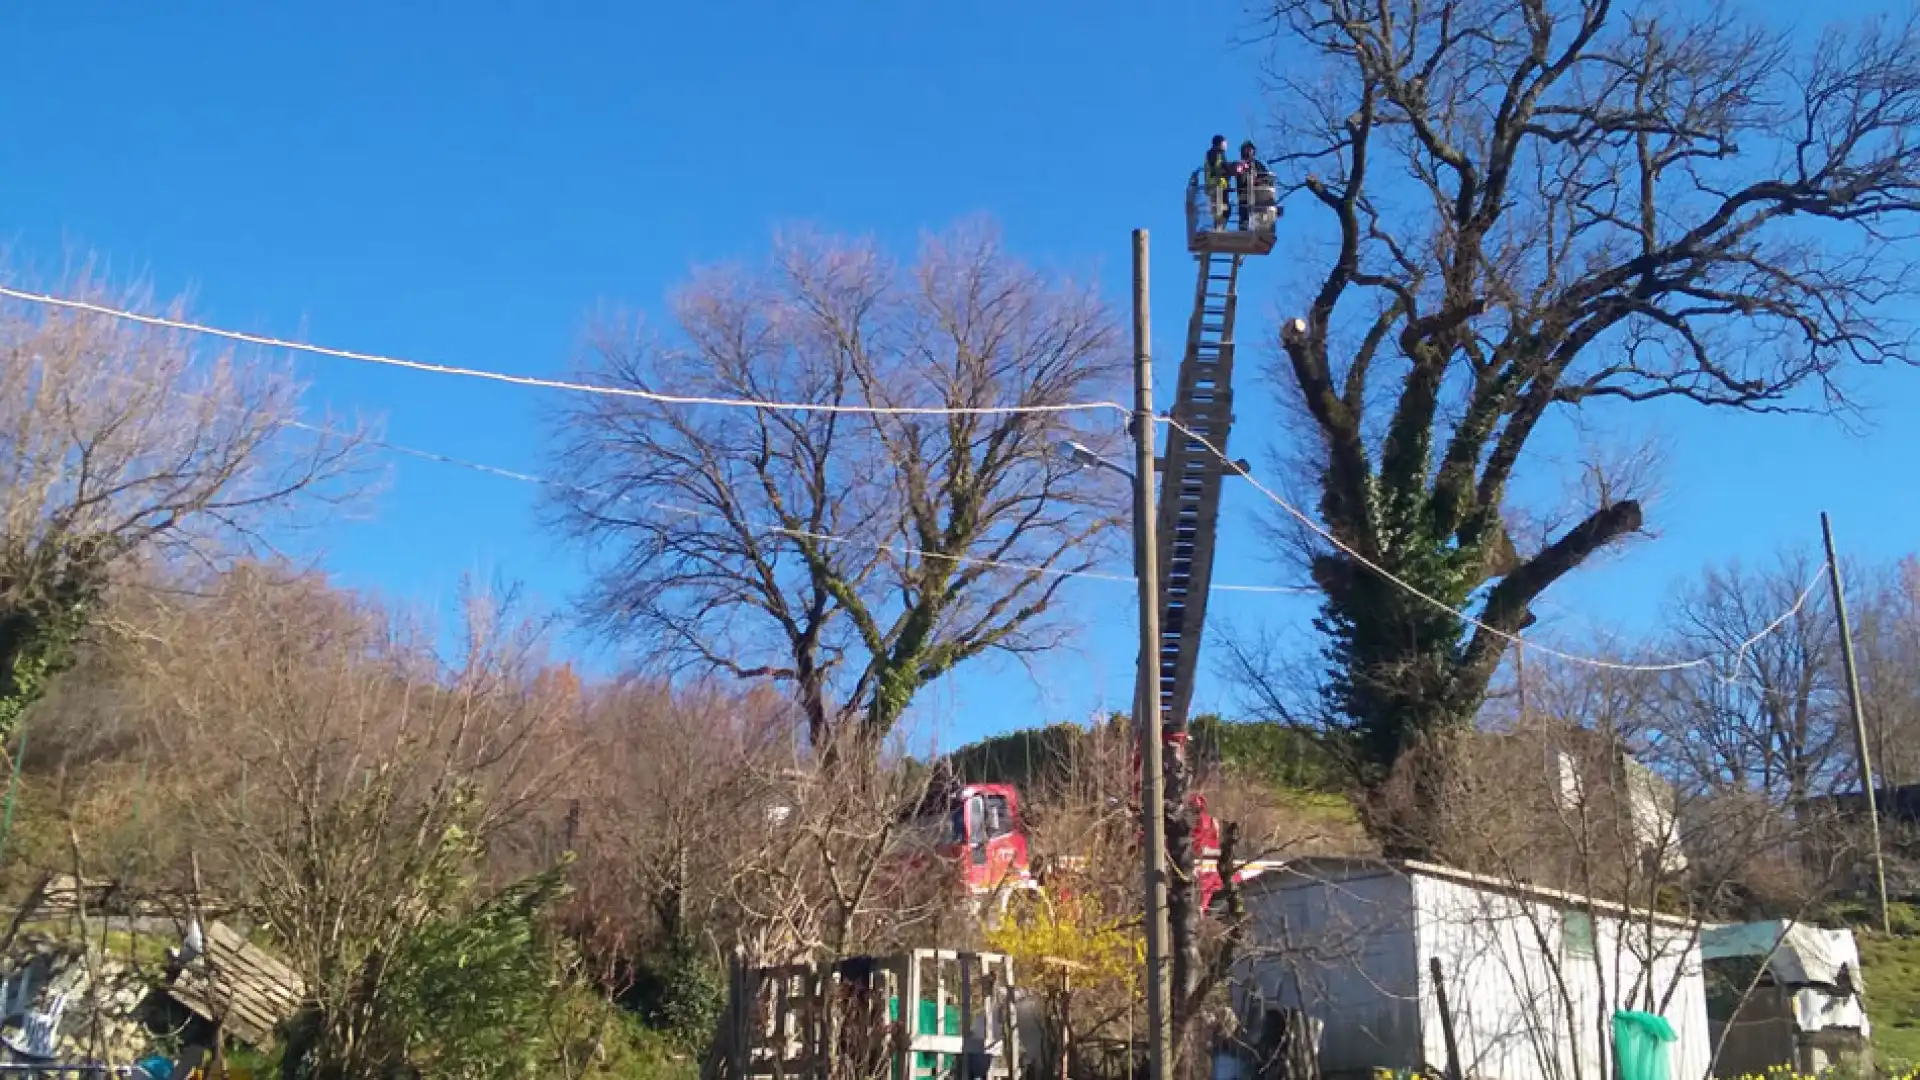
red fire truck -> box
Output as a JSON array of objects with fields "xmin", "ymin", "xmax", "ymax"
[
  {"xmin": 899, "ymin": 172, "xmax": 1290, "ymax": 919},
  {"xmin": 908, "ymin": 775, "xmax": 1278, "ymax": 914}
]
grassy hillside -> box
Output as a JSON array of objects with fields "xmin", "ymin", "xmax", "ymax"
[
  {"xmin": 1823, "ymin": 900, "xmax": 1920, "ymax": 1070},
  {"xmin": 1861, "ymin": 927, "xmax": 1920, "ymax": 1069},
  {"xmin": 1193, "ymin": 715, "xmax": 1345, "ymax": 793},
  {"xmin": 943, "ymin": 716, "xmax": 1348, "ymax": 798},
  {"xmin": 944, "ymin": 722, "xmax": 1088, "ymax": 793},
  {"xmin": 941, "ymin": 717, "xmax": 1367, "ymax": 852}
]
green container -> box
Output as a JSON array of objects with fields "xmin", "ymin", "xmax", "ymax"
[
  {"xmin": 887, "ymin": 995, "xmax": 962, "ymax": 1080},
  {"xmin": 1613, "ymin": 1010, "xmax": 1677, "ymax": 1080}
]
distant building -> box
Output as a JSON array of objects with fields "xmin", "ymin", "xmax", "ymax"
[
  {"xmin": 1795, "ymin": 782, "xmax": 1920, "ymax": 894},
  {"xmin": 1523, "ymin": 722, "xmax": 1686, "ymax": 872},
  {"xmin": 1432, "ymin": 722, "xmax": 1687, "ymax": 892},
  {"xmin": 1801, "ymin": 781, "xmax": 1920, "ymax": 829}
]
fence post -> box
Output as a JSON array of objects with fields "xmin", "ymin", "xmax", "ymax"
[
  {"xmin": 725, "ymin": 947, "xmax": 747, "ymax": 1080},
  {"xmin": 1429, "ymin": 958, "xmax": 1463, "ymax": 1080}
]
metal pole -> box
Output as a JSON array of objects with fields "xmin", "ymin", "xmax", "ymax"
[
  {"xmin": 1131, "ymin": 229, "xmax": 1172, "ymax": 1080},
  {"xmin": 1822, "ymin": 511, "xmax": 1891, "ymax": 935}
]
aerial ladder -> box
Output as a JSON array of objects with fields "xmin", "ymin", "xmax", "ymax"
[
  {"xmin": 904, "ymin": 166, "xmax": 1284, "ymax": 917},
  {"xmin": 1158, "ymin": 167, "xmax": 1279, "ymax": 734},
  {"xmin": 1132, "ymin": 164, "xmax": 1279, "ymax": 906}
]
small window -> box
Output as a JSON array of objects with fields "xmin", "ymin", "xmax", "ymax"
[
  {"xmin": 1563, "ymin": 910, "xmax": 1595, "ymax": 959},
  {"xmin": 983, "ymin": 794, "xmax": 1014, "ymax": 838}
]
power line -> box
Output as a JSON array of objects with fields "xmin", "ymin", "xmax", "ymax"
[
  {"xmin": 1161, "ymin": 416, "xmax": 1829, "ymax": 676},
  {"xmin": 17, "ymin": 283, "xmax": 1811, "ymax": 668},
  {"xmin": 327, "ymin": 415, "xmax": 1838, "ymax": 682},
  {"xmin": 360, "ymin": 415, "xmax": 1842, "ymax": 707},
  {"xmin": 86, "ymin": 360, "xmax": 1313, "ymax": 598},
  {"xmin": 0, "ymin": 285, "xmax": 1132, "ymax": 419},
  {"xmin": 330, "ymin": 424, "xmax": 1316, "ymax": 596}
]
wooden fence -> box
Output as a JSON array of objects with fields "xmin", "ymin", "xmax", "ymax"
[{"xmin": 721, "ymin": 949, "xmax": 1021, "ymax": 1080}]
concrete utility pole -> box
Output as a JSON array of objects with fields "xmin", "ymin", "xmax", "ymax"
[
  {"xmin": 1131, "ymin": 228, "xmax": 1173, "ymax": 1080},
  {"xmin": 1822, "ymin": 511, "xmax": 1891, "ymax": 935}
]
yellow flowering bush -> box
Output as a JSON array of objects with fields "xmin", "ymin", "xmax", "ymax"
[
  {"xmin": 984, "ymin": 886, "xmax": 1146, "ymax": 1069},
  {"xmin": 1722, "ymin": 1066, "xmax": 1919, "ymax": 1080},
  {"xmin": 984, "ymin": 890, "xmax": 1144, "ymax": 997}
]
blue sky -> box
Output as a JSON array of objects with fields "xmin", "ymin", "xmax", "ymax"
[{"xmin": 3, "ymin": 1, "xmax": 1915, "ymax": 749}]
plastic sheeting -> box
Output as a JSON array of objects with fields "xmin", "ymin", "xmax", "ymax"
[
  {"xmin": 1700, "ymin": 921, "xmax": 1870, "ymax": 1036},
  {"xmin": 1699, "ymin": 921, "xmax": 1857, "ymax": 987},
  {"xmin": 1615, "ymin": 1010, "xmax": 1678, "ymax": 1080}
]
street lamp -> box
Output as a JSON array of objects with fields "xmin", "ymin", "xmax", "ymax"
[
  {"xmin": 1057, "ymin": 439, "xmax": 1135, "ymax": 480},
  {"xmin": 1060, "ymin": 438, "xmax": 1251, "ymax": 480}
]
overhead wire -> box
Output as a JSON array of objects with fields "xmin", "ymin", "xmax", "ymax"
[
  {"xmin": 2, "ymin": 284, "xmax": 1818, "ymax": 670},
  {"xmin": 1160, "ymin": 416, "xmax": 1832, "ymax": 678},
  {"xmin": 291, "ymin": 421, "xmax": 1316, "ymax": 596},
  {"xmin": 0, "ymin": 285, "xmax": 1131, "ymax": 419},
  {"xmin": 364, "ymin": 415, "xmax": 1834, "ymax": 695},
  {"xmin": 4, "ymin": 279, "xmax": 1304, "ymax": 595},
  {"xmin": 342, "ymin": 413, "xmax": 1822, "ymax": 680}
]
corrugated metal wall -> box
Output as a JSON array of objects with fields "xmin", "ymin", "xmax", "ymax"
[
  {"xmin": 1234, "ymin": 865, "xmax": 1712, "ymax": 1080},
  {"xmin": 1237, "ymin": 866, "xmax": 1423, "ymax": 1075}
]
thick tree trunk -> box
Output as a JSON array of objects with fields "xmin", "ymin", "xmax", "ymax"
[
  {"xmin": 795, "ymin": 663, "xmax": 831, "ymax": 750},
  {"xmin": 1163, "ymin": 728, "xmax": 1199, "ymax": 1041},
  {"xmin": 1313, "ymin": 494, "xmax": 1642, "ymax": 857}
]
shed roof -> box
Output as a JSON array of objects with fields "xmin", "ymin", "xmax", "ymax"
[
  {"xmin": 1701, "ymin": 921, "xmax": 1863, "ymax": 989},
  {"xmin": 1240, "ymin": 856, "xmax": 1699, "ymax": 930}
]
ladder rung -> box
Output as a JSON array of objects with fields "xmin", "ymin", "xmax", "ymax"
[{"xmin": 1156, "ymin": 251, "xmax": 1248, "ymax": 728}]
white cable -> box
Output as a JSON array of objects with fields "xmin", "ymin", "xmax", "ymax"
[
  {"xmin": 1721, "ymin": 564, "xmax": 1827, "ymax": 678},
  {"xmin": 28, "ymin": 288, "xmax": 1820, "ymax": 677},
  {"xmin": 40, "ymin": 287, "xmax": 1797, "ymax": 667},
  {"xmin": 0, "ymin": 285, "xmax": 1132, "ymax": 420},
  {"xmin": 1160, "ymin": 416, "xmax": 1829, "ymax": 675},
  {"xmin": 87, "ymin": 366, "xmax": 1311, "ymax": 597},
  {"xmin": 333, "ymin": 425, "xmax": 1316, "ymax": 594},
  {"xmin": 360, "ymin": 418, "xmax": 1842, "ymax": 697}
]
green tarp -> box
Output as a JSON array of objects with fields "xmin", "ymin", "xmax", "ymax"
[
  {"xmin": 887, "ymin": 995, "xmax": 961, "ymax": 1080},
  {"xmin": 1614, "ymin": 1009, "xmax": 1678, "ymax": 1080}
]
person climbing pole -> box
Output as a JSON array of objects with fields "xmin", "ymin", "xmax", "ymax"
[{"xmin": 1205, "ymin": 134, "xmax": 1232, "ymax": 229}]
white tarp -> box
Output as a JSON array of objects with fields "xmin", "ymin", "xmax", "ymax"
[{"xmin": 1701, "ymin": 921, "xmax": 1870, "ymax": 1035}]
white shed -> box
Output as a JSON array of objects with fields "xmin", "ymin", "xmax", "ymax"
[{"xmin": 1234, "ymin": 857, "xmax": 1711, "ymax": 1080}]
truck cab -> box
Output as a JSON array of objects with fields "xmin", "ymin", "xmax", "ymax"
[
  {"xmin": 926, "ymin": 782, "xmax": 1034, "ymax": 895},
  {"xmin": 906, "ymin": 773, "xmax": 1274, "ymax": 913}
]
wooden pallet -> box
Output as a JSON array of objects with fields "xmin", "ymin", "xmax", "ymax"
[{"xmin": 165, "ymin": 922, "xmax": 304, "ymax": 1047}]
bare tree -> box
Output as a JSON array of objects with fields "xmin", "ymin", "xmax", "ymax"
[
  {"xmin": 1644, "ymin": 554, "xmax": 1846, "ymax": 810},
  {"xmin": 726, "ymin": 726, "xmax": 962, "ymax": 966},
  {"xmin": 548, "ymin": 222, "xmax": 1128, "ymax": 747},
  {"xmin": 1852, "ymin": 555, "xmax": 1920, "ymax": 786},
  {"xmin": 558, "ymin": 676, "xmax": 792, "ymax": 991},
  {"xmin": 1639, "ymin": 551, "xmax": 1920, "ymax": 899},
  {"xmin": 1000, "ymin": 717, "xmax": 1365, "ymax": 1070},
  {"xmin": 128, "ymin": 565, "xmax": 575, "ymax": 1080},
  {"xmin": 1245, "ymin": 0, "xmax": 1920, "ymax": 853},
  {"xmin": 987, "ymin": 744, "xmax": 1147, "ymax": 1080},
  {"xmin": 0, "ymin": 275, "xmax": 367, "ymax": 737}
]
